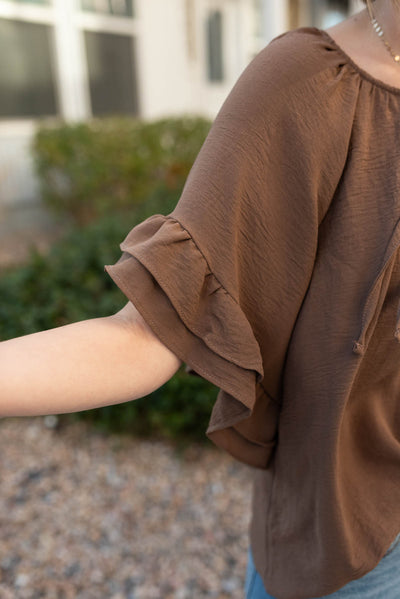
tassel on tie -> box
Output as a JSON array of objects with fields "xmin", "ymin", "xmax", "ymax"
[{"xmin": 352, "ymin": 340, "xmax": 365, "ymax": 355}]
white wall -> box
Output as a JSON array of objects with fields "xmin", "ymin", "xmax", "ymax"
[
  {"xmin": 137, "ymin": 0, "xmax": 263, "ymax": 121},
  {"xmin": 260, "ymin": 0, "xmax": 288, "ymax": 45},
  {"xmin": 0, "ymin": 0, "xmax": 283, "ymax": 207},
  {"xmin": 136, "ymin": 0, "xmax": 191, "ymax": 119}
]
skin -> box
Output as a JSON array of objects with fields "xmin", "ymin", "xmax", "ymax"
[
  {"xmin": 0, "ymin": 302, "xmax": 182, "ymax": 417},
  {"xmin": 325, "ymin": 0, "xmax": 400, "ymax": 89},
  {"xmin": 1, "ymin": 0, "xmax": 400, "ymax": 419}
]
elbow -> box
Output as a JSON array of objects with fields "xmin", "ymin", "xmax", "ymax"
[{"xmin": 111, "ymin": 301, "xmax": 183, "ymax": 374}]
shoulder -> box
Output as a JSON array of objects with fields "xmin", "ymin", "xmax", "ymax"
[
  {"xmin": 216, "ymin": 26, "xmax": 353, "ymax": 138},
  {"xmin": 241, "ymin": 27, "xmax": 339, "ymax": 96},
  {"xmin": 217, "ymin": 26, "xmax": 350, "ymax": 134}
]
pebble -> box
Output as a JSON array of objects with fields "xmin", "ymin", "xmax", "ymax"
[
  {"xmin": 15, "ymin": 573, "xmax": 30, "ymax": 587},
  {"xmin": 0, "ymin": 417, "xmax": 255, "ymax": 598}
]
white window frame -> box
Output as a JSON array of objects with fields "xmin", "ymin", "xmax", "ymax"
[
  {"xmin": 76, "ymin": 2, "xmax": 140, "ymax": 118},
  {"xmin": 0, "ymin": 0, "xmax": 140, "ymax": 129},
  {"xmin": 0, "ymin": 0, "xmax": 60, "ymax": 129}
]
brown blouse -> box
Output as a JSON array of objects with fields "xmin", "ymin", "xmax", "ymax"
[{"xmin": 105, "ymin": 26, "xmax": 400, "ymax": 599}]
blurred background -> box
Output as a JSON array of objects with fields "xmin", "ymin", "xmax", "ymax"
[
  {"xmin": 0, "ymin": 2, "xmax": 367, "ymax": 598},
  {"xmin": 1, "ymin": 0, "xmax": 365, "ymax": 218}
]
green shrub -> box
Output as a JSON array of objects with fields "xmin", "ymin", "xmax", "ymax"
[
  {"xmin": 0, "ymin": 200, "xmax": 218, "ymax": 445},
  {"xmin": 0, "ymin": 186, "xmax": 182, "ymax": 339},
  {"xmin": 0, "ymin": 212, "xmax": 130, "ymax": 337},
  {"xmin": 64, "ymin": 367, "xmax": 218, "ymax": 446},
  {"xmin": 32, "ymin": 115, "xmax": 212, "ymax": 225}
]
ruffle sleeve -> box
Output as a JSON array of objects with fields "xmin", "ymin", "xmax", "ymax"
[
  {"xmin": 105, "ymin": 213, "xmax": 263, "ymax": 406},
  {"xmin": 105, "ymin": 213, "xmax": 276, "ymax": 469},
  {"xmin": 105, "ymin": 29, "xmax": 354, "ymax": 469}
]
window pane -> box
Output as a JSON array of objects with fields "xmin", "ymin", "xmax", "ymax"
[
  {"xmin": 81, "ymin": 0, "xmax": 134, "ymax": 17},
  {"xmin": 84, "ymin": 30, "xmax": 139, "ymax": 116},
  {"xmin": 0, "ymin": 19, "xmax": 58, "ymax": 119},
  {"xmin": 206, "ymin": 10, "xmax": 224, "ymax": 82}
]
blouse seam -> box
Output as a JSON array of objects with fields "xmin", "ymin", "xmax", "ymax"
[{"xmin": 317, "ymin": 27, "xmax": 400, "ymax": 96}]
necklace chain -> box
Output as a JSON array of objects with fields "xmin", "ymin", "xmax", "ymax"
[{"xmin": 366, "ymin": 0, "xmax": 400, "ymax": 64}]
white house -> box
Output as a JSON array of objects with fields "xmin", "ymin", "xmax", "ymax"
[{"xmin": 0, "ymin": 0, "xmax": 364, "ymax": 209}]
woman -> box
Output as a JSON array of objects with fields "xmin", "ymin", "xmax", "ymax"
[{"xmin": 1, "ymin": 0, "xmax": 400, "ymax": 597}]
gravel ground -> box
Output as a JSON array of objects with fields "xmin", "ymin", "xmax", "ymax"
[
  {"xmin": 0, "ymin": 206, "xmax": 254, "ymax": 598},
  {"xmin": 0, "ymin": 417, "xmax": 254, "ymax": 599}
]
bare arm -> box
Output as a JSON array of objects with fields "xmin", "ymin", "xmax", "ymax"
[{"xmin": 0, "ymin": 301, "xmax": 182, "ymax": 418}]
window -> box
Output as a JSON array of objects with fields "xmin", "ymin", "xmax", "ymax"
[
  {"xmin": 84, "ymin": 30, "xmax": 139, "ymax": 116},
  {"xmin": 81, "ymin": 0, "xmax": 134, "ymax": 18},
  {"xmin": 0, "ymin": 19, "xmax": 58, "ymax": 119},
  {"xmin": 206, "ymin": 10, "xmax": 224, "ymax": 82}
]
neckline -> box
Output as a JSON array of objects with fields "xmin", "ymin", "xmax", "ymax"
[{"xmin": 307, "ymin": 26, "xmax": 400, "ymax": 96}]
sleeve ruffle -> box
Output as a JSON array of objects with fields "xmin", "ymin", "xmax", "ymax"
[{"xmin": 105, "ymin": 214, "xmax": 278, "ymax": 469}]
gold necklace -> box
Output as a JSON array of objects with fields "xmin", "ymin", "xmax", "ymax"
[{"xmin": 366, "ymin": 0, "xmax": 400, "ymax": 63}]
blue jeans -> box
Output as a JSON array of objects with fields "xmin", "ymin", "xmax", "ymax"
[{"xmin": 244, "ymin": 532, "xmax": 400, "ymax": 598}]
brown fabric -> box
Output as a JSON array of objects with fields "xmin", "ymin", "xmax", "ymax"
[{"xmin": 105, "ymin": 26, "xmax": 400, "ymax": 599}]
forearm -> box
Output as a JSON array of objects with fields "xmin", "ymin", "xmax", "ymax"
[{"xmin": 0, "ymin": 307, "xmax": 182, "ymax": 418}]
